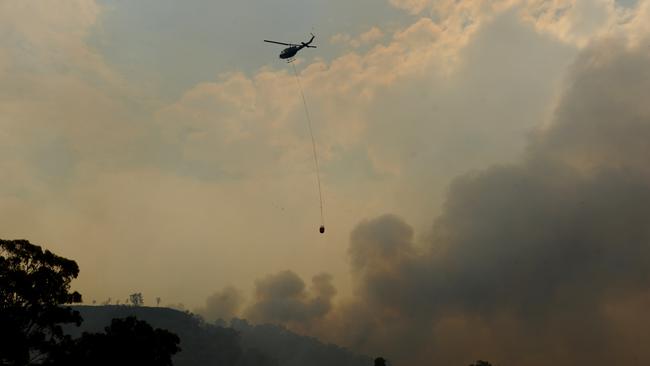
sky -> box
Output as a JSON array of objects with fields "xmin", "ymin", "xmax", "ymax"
[{"xmin": 2, "ymin": 0, "xmax": 650, "ymax": 365}]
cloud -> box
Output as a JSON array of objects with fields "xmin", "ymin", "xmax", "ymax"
[
  {"xmin": 625, "ymin": 0, "xmax": 650, "ymax": 42},
  {"xmin": 390, "ymin": 0, "xmax": 641, "ymax": 47},
  {"xmin": 0, "ymin": 0, "xmax": 140, "ymax": 191},
  {"xmin": 0, "ymin": 0, "xmax": 101, "ymax": 72},
  {"xmin": 359, "ymin": 27, "xmax": 385, "ymax": 44},
  {"xmin": 521, "ymin": 0, "xmax": 621, "ymax": 46},
  {"xmin": 389, "ymin": 0, "xmax": 433, "ymax": 15},
  {"xmin": 331, "ymin": 27, "xmax": 385, "ymax": 48},
  {"xmin": 329, "ymin": 33, "xmax": 354, "ymax": 47}
]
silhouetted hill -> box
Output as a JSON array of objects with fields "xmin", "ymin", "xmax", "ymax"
[
  {"xmin": 69, "ymin": 306, "xmax": 247, "ymax": 366},
  {"xmin": 231, "ymin": 318, "xmax": 372, "ymax": 366},
  {"xmin": 69, "ymin": 306, "xmax": 370, "ymax": 366}
]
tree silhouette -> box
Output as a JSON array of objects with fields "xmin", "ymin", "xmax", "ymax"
[
  {"xmin": 469, "ymin": 361, "xmax": 493, "ymax": 366},
  {"xmin": 374, "ymin": 357, "xmax": 387, "ymax": 366},
  {"xmin": 129, "ymin": 292, "xmax": 144, "ymax": 306},
  {"xmin": 0, "ymin": 239, "xmax": 82, "ymax": 365},
  {"xmin": 59, "ymin": 316, "xmax": 180, "ymax": 366},
  {"xmin": 1, "ymin": 239, "xmax": 183, "ymax": 365}
]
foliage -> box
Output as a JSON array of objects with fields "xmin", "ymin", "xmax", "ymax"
[
  {"xmin": 130, "ymin": 292, "xmax": 144, "ymax": 306},
  {"xmin": 1, "ymin": 239, "xmax": 181, "ymax": 366},
  {"xmin": 69, "ymin": 306, "xmax": 249, "ymax": 366},
  {"xmin": 59, "ymin": 316, "xmax": 180, "ymax": 366},
  {"xmin": 469, "ymin": 361, "xmax": 493, "ymax": 366},
  {"xmin": 0, "ymin": 239, "xmax": 82, "ymax": 365}
]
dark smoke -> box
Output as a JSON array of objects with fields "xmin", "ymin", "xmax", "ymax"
[
  {"xmin": 327, "ymin": 37, "xmax": 650, "ymax": 366},
  {"xmin": 225, "ymin": 37, "xmax": 650, "ymax": 366}
]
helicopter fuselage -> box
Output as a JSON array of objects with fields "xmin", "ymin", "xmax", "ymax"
[
  {"xmin": 265, "ymin": 34, "xmax": 316, "ymax": 60},
  {"xmin": 280, "ymin": 46, "xmax": 300, "ymax": 59}
]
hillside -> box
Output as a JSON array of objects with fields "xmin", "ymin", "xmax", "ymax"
[
  {"xmin": 69, "ymin": 306, "xmax": 371, "ymax": 366},
  {"xmin": 231, "ymin": 318, "xmax": 372, "ymax": 366}
]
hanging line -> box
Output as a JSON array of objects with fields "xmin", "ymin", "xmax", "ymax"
[{"xmin": 291, "ymin": 62, "xmax": 325, "ymax": 229}]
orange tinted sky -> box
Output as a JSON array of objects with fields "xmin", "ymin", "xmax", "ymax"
[{"xmin": 2, "ymin": 1, "xmax": 650, "ymax": 364}]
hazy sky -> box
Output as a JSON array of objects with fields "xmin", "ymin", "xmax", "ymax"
[{"xmin": 2, "ymin": 0, "xmax": 650, "ymax": 365}]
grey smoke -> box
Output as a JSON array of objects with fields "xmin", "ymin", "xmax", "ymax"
[
  {"xmin": 242, "ymin": 37, "xmax": 650, "ymax": 366},
  {"xmin": 330, "ymin": 37, "xmax": 650, "ymax": 366},
  {"xmin": 195, "ymin": 286, "xmax": 245, "ymax": 322},
  {"xmin": 244, "ymin": 270, "xmax": 336, "ymax": 327}
]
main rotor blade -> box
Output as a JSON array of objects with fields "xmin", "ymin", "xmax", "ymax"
[{"xmin": 264, "ymin": 40, "xmax": 292, "ymax": 46}]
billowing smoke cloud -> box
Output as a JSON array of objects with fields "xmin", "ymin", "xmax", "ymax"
[
  {"xmin": 349, "ymin": 214, "xmax": 415, "ymax": 273},
  {"xmin": 244, "ymin": 271, "xmax": 336, "ymax": 330},
  {"xmin": 241, "ymin": 37, "xmax": 650, "ymax": 366},
  {"xmin": 195, "ymin": 286, "xmax": 244, "ymax": 322},
  {"xmin": 344, "ymin": 36, "xmax": 650, "ymax": 366}
]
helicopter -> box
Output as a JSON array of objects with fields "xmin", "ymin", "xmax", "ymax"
[{"xmin": 264, "ymin": 33, "xmax": 317, "ymax": 60}]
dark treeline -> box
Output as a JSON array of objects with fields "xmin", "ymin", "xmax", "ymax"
[
  {"xmin": 0, "ymin": 239, "xmax": 177, "ymax": 365},
  {"xmin": 69, "ymin": 305, "xmax": 277, "ymax": 366},
  {"xmin": 70, "ymin": 305, "xmax": 375, "ymax": 366},
  {"xmin": 1, "ymin": 238, "xmax": 494, "ymax": 366},
  {"xmin": 0, "ymin": 238, "xmax": 274, "ymax": 366}
]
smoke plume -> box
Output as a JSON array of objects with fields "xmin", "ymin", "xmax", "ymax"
[{"xmin": 242, "ymin": 37, "xmax": 650, "ymax": 366}]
